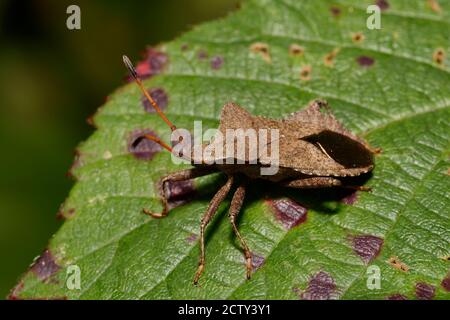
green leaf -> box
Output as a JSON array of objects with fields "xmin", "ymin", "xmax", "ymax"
[{"xmin": 11, "ymin": 0, "xmax": 449, "ymax": 300}]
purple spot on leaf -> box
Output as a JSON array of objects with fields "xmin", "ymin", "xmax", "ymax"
[
  {"xmin": 186, "ymin": 233, "xmax": 198, "ymax": 244},
  {"xmin": 269, "ymin": 198, "xmax": 307, "ymax": 230},
  {"xmin": 30, "ymin": 249, "xmax": 60, "ymax": 281},
  {"xmin": 341, "ymin": 191, "xmax": 358, "ymax": 205},
  {"xmin": 415, "ymin": 282, "xmax": 435, "ymax": 300},
  {"xmin": 357, "ymin": 56, "xmax": 375, "ymax": 67},
  {"xmin": 351, "ymin": 234, "xmax": 384, "ymax": 263},
  {"xmin": 301, "ymin": 271, "xmax": 338, "ymax": 300},
  {"xmin": 441, "ymin": 276, "xmax": 450, "ymax": 292},
  {"xmin": 211, "ymin": 56, "xmax": 224, "ymax": 70},
  {"xmin": 197, "ymin": 50, "xmax": 208, "ymax": 60},
  {"xmin": 142, "ymin": 87, "xmax": 168, "ymax": 113},
  {"xmin": 251, "ymin": 252, "xmax": 265, "ymax": 270},
  {"xmin": 376, "ymin": 0, "xmax": 389, "ymax": 11},
  {"xmin": 127, "ymin": 48, "xmax": 168, "ymax": 82},
  {"xmin": 387, "ymin": 294, "xmax": 407, "ymax": 300},
  {"xmin": 165, "ymin": 179, "xmax": 196, "ymax": 210},
  {"xmin": 128, "ymin": 129, "xmax": 162, "ymax": 160}
]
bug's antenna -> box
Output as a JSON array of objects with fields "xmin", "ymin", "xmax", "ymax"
[
  {"xmin": 123, "ymin": 55, "xmax": 176, "ymax": 132},
  {"xmin": 132, "ymin": 134, "xmax": 173, "ymax": 153}
]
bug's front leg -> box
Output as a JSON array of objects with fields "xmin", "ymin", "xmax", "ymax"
[
  {"xmin": 194, "ymin": 175, "xmax": 234, "ymax": 285},
  {"xmin": 228, "ymin": 182, "xmax": 253, "ymax": 280},
  {"xmin": 143, "ymin": 166, "xmax": 216, "ymax": 218}
]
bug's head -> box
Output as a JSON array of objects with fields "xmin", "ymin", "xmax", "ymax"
[{"xmin": 123, "ymin": 55, "xmax": 182, "ymax": 157}]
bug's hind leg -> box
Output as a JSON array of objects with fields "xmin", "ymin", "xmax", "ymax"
[
  {"xmin": 228, "ymin": 183, "xmax": 253, "ymax": 280},
  {"xmin": 143, "ymin": 166, "xmax": 216, "ymax": 218},
  {"xmin": 194, "ymin": 175, "xmax": 234, "ymax": 285},
  {"xmin": 282, "ymin": 177, "xmax": 342, "ymax": 189},
  {"xmin": 282, "ymin": 177, "xmax": 371, "ymax": 192},
  {"xmin": 343, "ymin": 185, "xmax": 372, "ymax": 192}
]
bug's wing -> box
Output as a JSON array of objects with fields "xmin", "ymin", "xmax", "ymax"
[
  {"xmin": 286, "ymin": 99, "xmax": 368, "ymax": 147},
  {"xmin": 258, "ymin": 121, "xmax": 374, "ymax": 177}
]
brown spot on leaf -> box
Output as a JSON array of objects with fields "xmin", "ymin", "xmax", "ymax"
[
  {"xmin": 376, "ymin": 0, "xmax": 390, "ymax": 11},
  {"xmin": 165, "ymin": 179, "xmax": 196, "ymax": 210},
  {"xmin": 142, "ymin": 87, "xmax": 168, "ymax": 113},
  {"xmin": 8, "ymin": 282, "xmax": 24, "ymax": 300},
  {"xmin": 330, "ymin": 6, "xmax": 341, "ymax": 17},
  {"xmin": 341, "ymin": 191, "xmax": 358, "ymax": 205},
  {"xmin": 268, "ymin": 198, "xmax": 307, "ymax": 230},
  {"xmin": 300, "ymin": 65, "xmax": 312, "ymax": 81},
  {"xmin": 387, "ymin": 294, "xmax": 407, "ymax": 300},
  {"xmin": 210, "ymin": 55, "xmax": 224, "ymax": 70},
  {"xmin": 197, "ymin": 50, "xmax": 208, "ymax": 60},
  {"xmin": 128, "ymin": 48, "xmax": 168, "ymax": 81},
  {"xmin": 427, "ymin": 0, "xmax": 442, "ymax": 13},
  {"xmin": 441, "ymin": 275, "xmax": 450, "ymax": 292},
  {"xmin": 289, "ymin": 43, "xmax": 304, "ymax": 57},
  {"xmin": 352, "ymin": 32, "xmax": 365, "ymax": 43},
  {"xmin": 350, "ymin": 235, "xmax": 384, "ymax": 263},
  {"xmin": 66, "ymin": 149, "xmax": 83, "ymax": 179},
  {"xmin": 56, "ymin": 207, "xmax": 76, "ymax": 220},
  {"xmin": 441, "ymin": 254, "xmax": 450, "ymax": 261},
  {"xmin": 415, "ymin": 282, "xmax": 435, "ymax": 300},
  {"xmin": 301, "ymin": 271, "xmax": 338, "ymax": 300},
  {"xmin": 181, "ymin": 44, "xmax": 189, "ymax": 51},
  {"xmin": 433, "ymin": 48, "xmax": 445, "ymax": 66},
  {"xmin": 357, "ymin": 56, "xmax": 375, "ymax": 67},
  {"xmin": 30, "ymin": 249, "xmax": 61, "ymax": 281},
  {"xmin": 251, "ymin": 252, "xmax": 265, "ymax": 271},
  {"xmin": 86, "ymin": 114, "xmax": 95, "ymax": 127},
  {"xmin": 324, "ymin": 48, "xmax": 340, "ymax": 67},
  {"xmin": 250, "ymin": 42, "xmax": 271, "ymax": 63},
  {"xmin": 388, "ymin": 256, "xmax": 409, "ymax": 272},
  {"xmin": 128, "ymin": 129, "xmax": 162, "ymax": 160}
]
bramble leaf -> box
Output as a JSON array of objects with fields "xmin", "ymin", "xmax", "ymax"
[{"xmin": 11, "ymin": 0, "xmax": 449, "ymax": 300}]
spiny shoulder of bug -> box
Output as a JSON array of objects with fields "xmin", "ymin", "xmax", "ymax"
[{"xmin": 183, "ymin": 99, "xmax": 377, "ymax": 180}]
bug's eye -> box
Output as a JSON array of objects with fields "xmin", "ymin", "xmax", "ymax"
[{"xmin": 301, "ymin": 130, "xmax": 373, "ymax": 168}]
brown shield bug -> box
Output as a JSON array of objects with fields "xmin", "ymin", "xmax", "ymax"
[{"xmin": 123, "ymin": 55, "xmax": 380, "ymax": 285}]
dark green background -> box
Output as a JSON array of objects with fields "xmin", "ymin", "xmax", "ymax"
[{"xmin": 0, "ymin": 0, "xmax": 238, "ymax": 298}]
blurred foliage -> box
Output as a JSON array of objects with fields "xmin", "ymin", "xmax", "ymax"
[{"xmin": 0, "ymin": 0, "xmax": 239, "ymax": 297}]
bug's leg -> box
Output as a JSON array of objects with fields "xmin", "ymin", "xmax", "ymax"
[
  {"xmin": 282, "ymin": 177, "xmax": 342, "ymax": 189},
  {"xmin": 194, "ymin": 175, "xmax": 234, "ymax": 285},
  {"xmin": 282, "ymin": 177, "xmax": 372, "ymax": 192},
  {"xmin": 228, "ymin": 183, "xmax": 253, "ymax": 280},
  {"xmin": 343, "ymin": 185, "xmax": 372, "ymax": 192},
  {"xmin": 143, "ymin": 166, "xmax": 216, "ymax": 218},
  {"xmin": 369, "ymin": 146, "xmax": 382, "ymax": 155}
]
